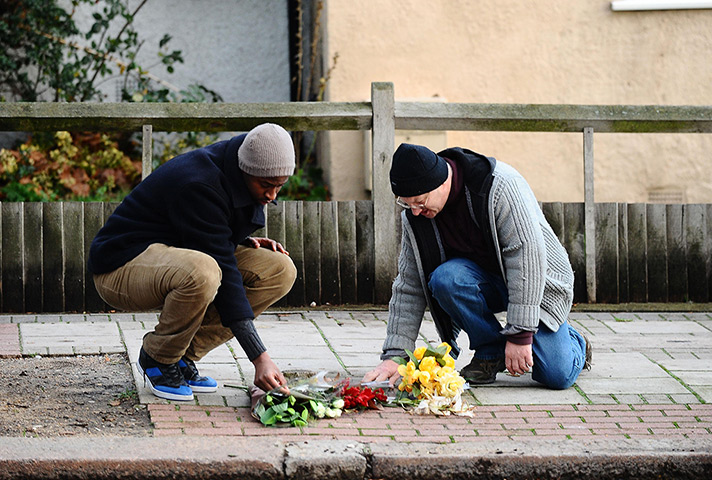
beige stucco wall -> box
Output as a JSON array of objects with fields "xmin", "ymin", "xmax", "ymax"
[{"xmin": 322, "ymin": 0, "xmax": 712, "ymax": 202}]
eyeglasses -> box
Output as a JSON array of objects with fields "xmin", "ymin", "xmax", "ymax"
[{"xmin": 395, "ymin": 195, "xmax": 429, "ymax": 210}]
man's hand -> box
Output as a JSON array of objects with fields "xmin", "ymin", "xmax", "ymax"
[
  {"xmin": 246, "ymin": 237, "xmax": 289, "ymax": 255},
  {"xmin": 361, "ymin": 359, "xmax": 401, "ymax": 386},
  {"xmin": 252, "ymin": 351, "xmax": 288, "ymax": 392},
  {"xmin": 505, "ymin": 341, "xmax": 533, "ymax": 376}
]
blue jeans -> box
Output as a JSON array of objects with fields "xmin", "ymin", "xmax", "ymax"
[{"xmin": 428, "ymin": 257, "xmax": 586, "ymax": 390}]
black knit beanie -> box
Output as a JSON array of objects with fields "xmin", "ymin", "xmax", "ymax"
[{"xmin": 389, "ymin": 143, "xmax": 448, "ymax": 197}]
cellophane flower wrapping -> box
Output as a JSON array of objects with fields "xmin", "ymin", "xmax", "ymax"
[
  {"xmin": 251, "ymin": 371, "xmax": 348, "ymax": 427},
  {"xmin": 250, "ymin": 371, "xmax": 389, "ymax": 427}
]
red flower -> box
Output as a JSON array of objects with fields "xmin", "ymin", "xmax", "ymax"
[{"xmin": 339, "ymin": 381, "xmax": 387, "ymax": 410}]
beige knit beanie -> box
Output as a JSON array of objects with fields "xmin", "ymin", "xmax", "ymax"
[{"xmin": 237, "ymin": 123, "xmax": 295, "ymax": 177}]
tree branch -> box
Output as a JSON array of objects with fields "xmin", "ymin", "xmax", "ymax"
[{"xmin": 84, "ymin": 0, "xmax": 149, "ymax": 100}]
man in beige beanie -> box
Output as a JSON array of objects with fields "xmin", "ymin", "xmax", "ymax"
[{"xmin": 88, "ymin": 123, "xmax": 297, "ymax": 401}]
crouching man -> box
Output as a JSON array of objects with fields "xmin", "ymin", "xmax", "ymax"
[{"xmin": 89, "ymin": 124, "xmax": 297, "ymax": 401}]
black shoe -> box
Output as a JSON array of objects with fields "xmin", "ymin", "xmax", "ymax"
[
  {"xmin": 137, "ymin": 348, "xmax": 194, "ymax": 401},
  {"xmin": 570, "ymin": 324, "xmax": 593, "ymax": 372},
  {"xmin": 460, "ymin": 356, "xmax": 506, "ymax": 385},
  {"xmin": 178, "ymin": 357, "xmax": 218, "ymax": 393},
  {"xmin": 583, "ymin": 334, "xmax": 593, "ymax": 371}
]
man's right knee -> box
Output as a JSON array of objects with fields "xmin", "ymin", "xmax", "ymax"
[{"xmin": 275, "ymin": 254, "xmax": 297, "ymax": 291}]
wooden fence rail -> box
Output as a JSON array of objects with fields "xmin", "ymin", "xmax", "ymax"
[{"xmin": 1, "ymin": 200, "xmax": 710, "ymax": 313}]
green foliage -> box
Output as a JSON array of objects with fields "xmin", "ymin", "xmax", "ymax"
[
  {"xmin": 280, "ymin": 165, "xmax": 329, "ymax": 201},
  {"xmin": 126, "ymin": 82, "xmax": 223, "ymax": 104},
  {"xmin": 116, "ymin": 388, "xmax": 138, "ymax": 401},
  {"xmin": 0, "ymin": 0, "xmax": 219, "ymax": 103},
  {"xmin": 0, "ymin": 0, "xmax": 76, "ymax": 101},
  {"xmin": 0, "ymin": 0, "xmax": 224, "ymax": 202},
  {"xmin": 0, "ymin": 131, "xmax": 140, "ymax": 201},
  {"xmin": 0, "ymin": 181, "xmax": 55, "ymax": 202},
  {"xmin": 254, "ymin": 393, "xmax": 310, "ymax": 427},
  {"xmin": 1, "ymin": 0, "xmax": 329, "ymax": 202},
  {"xmin": 253, "ymin": 390, "xmax": 347, "ymax": 427},
  {"xmin": 155, "ymin": 131, "xmax": 218, "ymax": 170},
  {"xmin": 290, "ymin": 0, "xmax": 336, "ymax": 201}
]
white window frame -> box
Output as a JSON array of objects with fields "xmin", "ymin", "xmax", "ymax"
[{"xmin": 611, "ymin": 0, "xmax": 712, "ymax": 10}]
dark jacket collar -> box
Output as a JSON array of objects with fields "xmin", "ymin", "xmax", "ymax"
[
  {"xmin": 207, "ymin": 135, "xmax": 266, "ymax": 228},
  {"xmin": 437, "ymin": 147, "xmax": 496, "ymax": 195},
  {"xmin": 223, "ymin": 135, "xmax": 254, "ymax": 209}
]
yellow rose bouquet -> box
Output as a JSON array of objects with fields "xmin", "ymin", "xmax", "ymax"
[{"xmin": 393, "ymin": 343, "xmax": 475, "ymax": 417}]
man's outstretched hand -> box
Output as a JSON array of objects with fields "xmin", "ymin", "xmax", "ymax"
[{"xmin": 361, "ymin": 359, "xmax": 401, "ymax": 386}]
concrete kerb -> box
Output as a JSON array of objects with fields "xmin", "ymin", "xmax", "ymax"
[
  {"xmin": 368, "ymin": 438, "xmax": 712, "ymax": 479},
  {"xmin": 1, "ymin": 437, "xmax": 711, "ymax": 480},
  {"xmin": 0, "ymin": 437, "xmax": 284, "ymax": 480}
]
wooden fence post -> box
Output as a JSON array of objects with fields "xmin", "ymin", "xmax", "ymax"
[
  {"xmin": 583, "ymin": 127, "xmax": 596, "ymax": 303},
  {"xmin": 142, "ymin": 124, "xmax": 153, "ymax": 180},
  {"xmin": 371, "ymin": 82, "xmax": 397, "ymax": 304}
]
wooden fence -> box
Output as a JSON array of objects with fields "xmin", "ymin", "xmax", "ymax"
[
  {"xmin": 542, "ymin": 202, "xmax": 711, "ymax": 304},
  {"xmin": 1, "ymin": 82, "xmax": 712, "ymax": 311},
  {"xmin": 1, "ymin": 199, "xmax": 710, "ymax": 313},
  {"xmin": 0, "ymin": 200, "xmax": 377, "ymax": 313}
]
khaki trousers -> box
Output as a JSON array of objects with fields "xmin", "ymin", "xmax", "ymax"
[{"xmin": 93, "ymin": 243, "xmax": 296, "ymax": 364}]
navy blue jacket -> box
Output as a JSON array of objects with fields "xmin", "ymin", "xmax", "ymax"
[{"xmin": 88, "ymin": 135, "xmax": 265, "ymax": 328}]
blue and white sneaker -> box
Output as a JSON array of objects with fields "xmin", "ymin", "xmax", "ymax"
[
  {"xmin": 178, "ymin": 357, "xmax": 218, "ymax": 393},
  {"xmin": 137, "ymin": 348, "xmax": 194, "ymax": 401}
]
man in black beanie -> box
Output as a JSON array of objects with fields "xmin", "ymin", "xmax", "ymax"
[
  {"xmin": 363, "ymin": 143, "xmax": 591, "ymax": 390},
  {"xmin": 88, "ymin": 123, "xmax": 297, "ymax": 401}
]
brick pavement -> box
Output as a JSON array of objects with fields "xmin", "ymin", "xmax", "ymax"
[
  {"xmin": 146, "ymin": 403, "xmax": 712, "ymax": 442},
  {"xmin": 1, "ymin": 309, "xmax": 711, "ymax": 443}
]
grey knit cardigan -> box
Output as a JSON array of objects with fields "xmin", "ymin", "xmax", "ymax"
[{"xmin": 381, "ymin": 159, "xmax": 575, "ymax": 360}]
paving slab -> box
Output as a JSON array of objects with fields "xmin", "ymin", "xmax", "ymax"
[
  {"xmin": 602, "ymin": 320, "xmax": 711, "ymax": 335},
  {"xmin": 20, "ymin": 322, "xmax": 123, "ymax": 355},
  {"xmin": 270, "ymin": 356, "xmax": 346, "ymax": 374},
  {"xmin": 695, "ymin": 386, "xmax": 712, "ymax": 403},
  {"xmin": 657, "ymin": 358, "xmax": 712, "ymax": 370},
  {"xmin": 7, "ymin": 315, "xmax": 41, "ymax": 323},
  {"xmin": 587, "ymin": 351, "xmax": 667, "ymax": 378}
]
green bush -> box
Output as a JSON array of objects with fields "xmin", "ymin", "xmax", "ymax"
[
  {"xmin": 281, "ymin": 166, "xmax": 329, "ymax": 201},
  {"xmin": 0, "ymin": 131, "xmax": 140, "ymax": 201}
]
